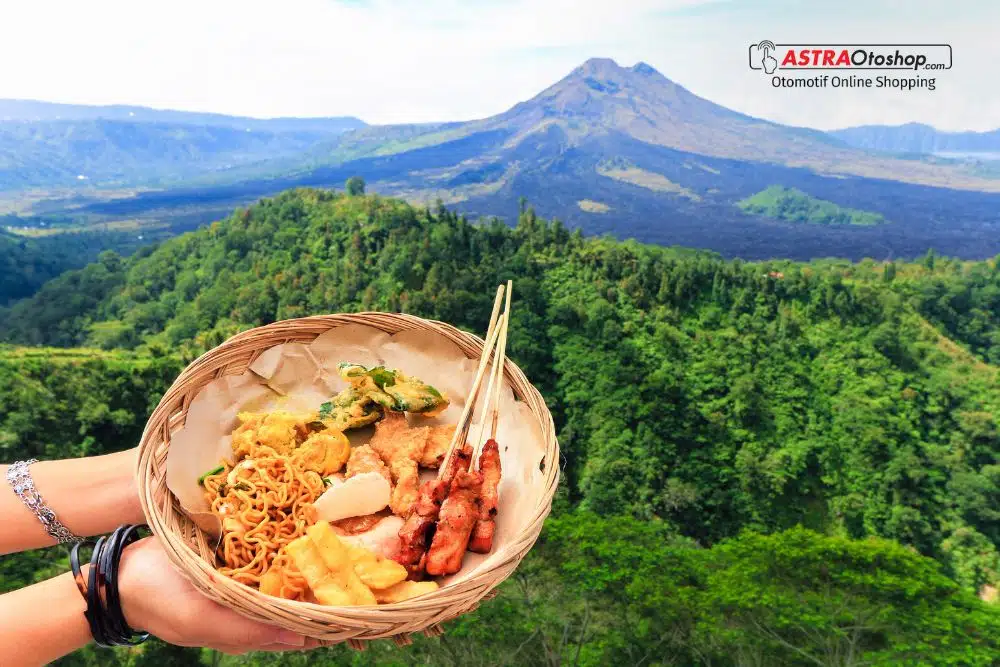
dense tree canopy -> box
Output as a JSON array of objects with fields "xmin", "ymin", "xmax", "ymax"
[{"xmin": 0, "ymin": 189, "xmax": 998, "ymax": 665}]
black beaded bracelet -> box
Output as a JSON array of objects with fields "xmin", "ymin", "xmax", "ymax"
[{"xmin": 69, "ymin": 524, "xmax": 150, "ymax": 648}]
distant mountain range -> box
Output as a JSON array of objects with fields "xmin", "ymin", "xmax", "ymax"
[
  {"xmin": 3, "ymin": 59, "xmax": 1000, "ymax": 262},
  {"xmin": 829, "ymin": 122, "xmax": 1000, "ymax": 156},
  {"xmin": 0, "ymin": 100, "xmax": 366, "ymax": 191},
  {"xmin": 0, "ymin": 99, "xmax": 366, "ymax": 133}
]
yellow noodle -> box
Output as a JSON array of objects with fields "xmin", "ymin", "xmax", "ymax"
[{"xmin": 203, "ymin": 443, "xmax": 325, "ymax": 591}]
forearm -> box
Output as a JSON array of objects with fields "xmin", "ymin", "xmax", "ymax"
[
  {"xmin": 0, "ymin": 570, "xmax": 93, "ymax": 666},
  {"xmin": 0, "ymin": 449, "xmax": 145, "ymax": 555}
]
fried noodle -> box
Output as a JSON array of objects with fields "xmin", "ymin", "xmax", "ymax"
[{"xmin": 203, "ymin": 448, "xmax": 324, "ymax": 592}]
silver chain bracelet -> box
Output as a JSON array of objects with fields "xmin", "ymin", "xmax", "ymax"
[{"xmin": 6, "ymin": 459, "xmax": 83, "ymax": 544}]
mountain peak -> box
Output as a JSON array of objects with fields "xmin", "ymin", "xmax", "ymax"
[
  {"xmin": 576, "ymin": 57, "xmax": 622, "ymax": 75},
  {"xmin": 495, "ymin": 56, "xmax": 708, "ymax": 132},
  {"xmin": 631, "ymin": 61, "xmax": 658, "ymax": 76},
  {"xmin": 573, "ymin": 57, "xmax": 665, "ymax": 81}
]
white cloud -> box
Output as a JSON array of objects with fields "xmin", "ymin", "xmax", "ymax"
[{"xmin": 0, "ymin": 0, "xmax": 994, "ymax": 131}]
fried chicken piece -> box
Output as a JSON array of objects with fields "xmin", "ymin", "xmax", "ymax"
[
  {"xmin": 395, "ymin": 444, "xmax": 472, "ymax": 577},
  {"xmin": 425, "ymin": 469, "xmax": 483, "ymax": 576},
  {"xmin": 468, "ymin": 439, "xmax": 502, "ymax": 553},
  {"xmin": 346, "ymin": 444, "xmax": 392, "ymax": 485},
  {"xmin": 389, "ymin": 460, "xmax": 420, "ymax": 516},
  {"xmin": 368, "ymin": 412, "xmax": 430, "ymax": 516},
  {"xmin": 420, "ymin": 424, "xmax": 457, "ymax": 468},
  {"xmin": 369, "ymin": 412, "xmax": 429, "ymax": 467}
]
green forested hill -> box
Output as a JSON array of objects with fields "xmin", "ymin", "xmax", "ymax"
[
  {"xmin": 2, "ymin": 189, "xmax": 1000, "ymax": 664},
  {"xmin": 737, "ymin": 185, "xmax": 887, "ymax": 226},
  {"xmin": 0, "ymin": 229, "xmax": 153, "ymax": 307}
]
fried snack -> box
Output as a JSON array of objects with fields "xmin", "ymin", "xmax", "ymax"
[
  {"xmin": 346, "ymin": 444, "xmax": 392, "ymax": 485},
  {"xmin": 318, "ymin": 387, "xmax": 383, "ymax": 431},
  {"xmin": 286, "ymin": 535, "xmax": 354, "ymax": 606},
  {"xmin": 468, "ymin": 438, "xmax": 501, "ymax": 554},
  {"xmin": 348, "ymin": 545, "xmax": 408, "ymax": 590},
  {"xmin": 231, "ymin": 410, "xmax": 308, "ymax": 458},
  {"xmin": 420, "ymin": 424, "xmax": 457, "ymax": 468},
  {"xmin": 291, "ymin": 430, "xmax": 351, "ymax": 476},
  {"xmin": 425, "ymin": 470, "xmax": 484, "ymax": 576},
  {"xmin": 306, "ymin": 522, "xmax": 377, "ymax": 606},
  {"xmin": 339, "ymin": 363, "xmax": 449, "ymax": 415},
  {"xmin": 259, "ymin": 553, "xmax": 309, "ymax": 601},
  {"xmin": 373, "ymin": 580, "xmax": 439, "ymax": 604},
  {"xmin": 369, "ymin": 412, "xmax": 429, "ymax": 516},
  {"xmin": 313, "ymin": 472, "xmax": 391, "ymax": 523},
  {"xmin": 396, "ymin": 444, "xmax": 472, "ymax": 576}
]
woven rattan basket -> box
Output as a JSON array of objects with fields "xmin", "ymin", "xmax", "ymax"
[{"xmin": 135, "ymin": 312, "xmax": 560, "ymax": 647}]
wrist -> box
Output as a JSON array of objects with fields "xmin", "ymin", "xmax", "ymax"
[
  {"xmin": 114, "ymin": 448, "xmax": 146, "ymax": 526},
  {"xmin": 116, "ymin": 537, "xmax": 150, "ymax": 634}
]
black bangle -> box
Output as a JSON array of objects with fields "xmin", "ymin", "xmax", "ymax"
[{"xmin": 73, "ymin": 524, "xmax": 150, "ymax": 648}]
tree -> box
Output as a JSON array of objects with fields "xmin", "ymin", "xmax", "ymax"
[
  {"xmin": 345, "ymin": 176, "xmax": 366, "ymax": 196},
  {"xmin": 703, "ymin": 527, "xmax": 1000, "ymax": 666}
]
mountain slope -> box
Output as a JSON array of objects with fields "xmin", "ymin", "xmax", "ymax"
[
  {"xmin": 830, "ymin": 122, "xmax": 1000, "ymax": 155},
  {"xmin": 304, "ymin": 58, "xmax": 998, "ymax": 191}
]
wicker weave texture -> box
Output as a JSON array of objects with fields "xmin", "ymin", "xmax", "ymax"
[{"xmin": 136, "ymin": 313, "xmax": 560, "ymax": 642}]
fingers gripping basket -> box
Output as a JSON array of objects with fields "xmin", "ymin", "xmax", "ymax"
[{"xmin": 135, "ymin": 313, "xmax": 560, "ymax": 646}]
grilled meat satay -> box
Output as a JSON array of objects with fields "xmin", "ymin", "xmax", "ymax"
[
  {"xmin": 425, "ymin": 469, "xmax": 484, "ymax": 576},
  {"xmin": 441, "ymin": 442, "xmax": 472, "ymax": 484},
  {"xmin": 468, "ymin": 439, "xmax": 501, "ymax": 553},
  {"xmin": 395, "ymin": 444, "xmax": 472, "ymax": 577}
]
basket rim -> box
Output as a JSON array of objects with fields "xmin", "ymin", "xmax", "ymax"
[{"xmin": 135, "ymin": 311, "xmax": 560, "ymax": 639}]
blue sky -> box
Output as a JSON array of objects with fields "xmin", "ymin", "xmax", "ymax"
[{"xmin": 0, "ymin": 0, "xmax": 995, "ymax": 131}]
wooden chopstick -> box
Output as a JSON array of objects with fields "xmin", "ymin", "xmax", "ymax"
[
  {"xmin": 472, "ymin": 280, "xmax": 512, "ymax": 466},
  {"xmin": 436, "ymin": 286, "xmax": 506, "ymax": 480}
]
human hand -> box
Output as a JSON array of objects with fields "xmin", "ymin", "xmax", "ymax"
[{"xmin": 119, "ymin": 537, "xmax": 321, "ymax": 654}]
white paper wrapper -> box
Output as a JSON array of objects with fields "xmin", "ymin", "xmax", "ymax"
[{"xmin": 164, "ymin": 322, "xmax": 548, "ymax": 585}]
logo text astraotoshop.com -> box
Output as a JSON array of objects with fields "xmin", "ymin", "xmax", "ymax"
[{"xmin": 749, "ymin": 42, "xmax": 952, "ymax": 74}]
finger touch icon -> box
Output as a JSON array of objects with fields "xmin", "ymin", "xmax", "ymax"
[{"xmin": 750, "ymin": 40, "xmax": 778, "ymax": 74}]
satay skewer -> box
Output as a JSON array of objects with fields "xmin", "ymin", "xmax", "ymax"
[
  {"xmin": 426, "ymin": 283, "xmax": 513, "ymax": 574},
  {"xmin": 395, "ymin": 285, "xmax": 506, "ymax": 576},
  {"xmin": 436, "ymin": 297, "xmax": 507, "ymax": 481},
  {"xmin": 472, "ymin": 279, "xmax": 512, "ymax": 464},
  {"xmin": 465, "ymin": 281, "xmax": 511, "ymax": 555}
]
